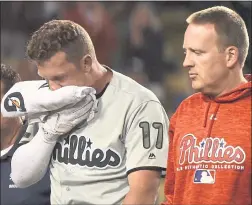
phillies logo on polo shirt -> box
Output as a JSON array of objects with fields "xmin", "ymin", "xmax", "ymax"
[{"xmin": 179, "ymin": 134, "xmax": 246, "ymax": 165}]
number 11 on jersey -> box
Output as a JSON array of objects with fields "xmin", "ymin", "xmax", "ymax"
[{"xmin": 139, "ymin": 122, "xmax": 163, "ymax": 149}]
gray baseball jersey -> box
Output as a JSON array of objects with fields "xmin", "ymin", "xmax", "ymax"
[{"xmin": 48, "ymin": 69, "xmax": 169, "ymax": 204}]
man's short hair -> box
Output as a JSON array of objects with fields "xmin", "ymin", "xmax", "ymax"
[
  {"xmin": 186, "ymin": 6, "xmax": 249, "ymax": 67},
  {"xmin": 1, "ymin": 64, "xmax": 21, "ymax": 94},
  {"xmin": 26, "ymin": 20, "xmax": 96, "ymax": 65}
]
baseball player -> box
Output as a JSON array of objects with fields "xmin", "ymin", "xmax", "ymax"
[{"xmin": 10, "ymin": 20, "xmax": 169, "ymax": 204}]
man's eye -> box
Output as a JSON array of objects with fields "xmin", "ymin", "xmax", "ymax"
[{"xmin": 194, "ymin": 51, "xmax": 202, "ymax": 55}]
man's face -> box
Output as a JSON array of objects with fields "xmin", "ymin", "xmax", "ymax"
[
  {"xmin": 183, "ymin": 23, "xmax": 229, "ymax": 95},
  {"xmin": 37, "ymin": 52, "xmax": 91, "ymax": 91}
]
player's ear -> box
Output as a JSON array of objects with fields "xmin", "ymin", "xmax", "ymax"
[{"xmin": 80, "ymin": 54, "xmax": 92, "ymax": 73}]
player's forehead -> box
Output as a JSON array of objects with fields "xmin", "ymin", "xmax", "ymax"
[
  {"xmin": 41, "ymin": 51, "xmax": 69, "ymax": 67},
  {"xmin": 36, "ymin": 52, "xmax": 74, "ymax": 80}
]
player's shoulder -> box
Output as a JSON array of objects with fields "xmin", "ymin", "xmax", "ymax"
[{"xmin": 111, "ymin": 70, "xmax": 160, "ymax": 103}]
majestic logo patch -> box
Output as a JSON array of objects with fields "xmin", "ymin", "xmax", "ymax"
[
  {"xmin": 52, "ymin": 134, "xmax": 121, "ymax": 169},
  {"xmin": 4, "ymin": 92, "xmax": 26, "ymax": 112},
  {"xmin": 148, "ymin": 153, "xmax": 156, "ymax": 159}
]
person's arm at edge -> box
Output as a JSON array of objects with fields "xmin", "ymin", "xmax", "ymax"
[
  {"xmin": 11, "ymin": 126, "xmax": 56, "ymax": 188},
  {"xmin": 123, "ymin": 169, "xmax": 162, "ymax": 204},
  {"xmin": 122, "ymin": 100, "xmax": 169, "ymax": 204}
]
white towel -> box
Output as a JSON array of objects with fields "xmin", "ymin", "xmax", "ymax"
[{"xmin": 1, "ymin": 80, "xmax": 97, "ymax": 124}]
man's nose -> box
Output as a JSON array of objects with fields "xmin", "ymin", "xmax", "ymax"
[{"xmin": 183, "ymin": 53, "xmax": 194, "ymax": 69}]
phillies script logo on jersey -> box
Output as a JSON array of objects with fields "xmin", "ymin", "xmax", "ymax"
[
  {"xmin": 52, "ymin": 134, "xmax": 121, "ymax": 169},
  {"xmin": 179, "ymin": 134, "xmax": 246, "ymax": 165}
]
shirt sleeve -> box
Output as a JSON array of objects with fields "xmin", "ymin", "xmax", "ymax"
[
  {"xmin": 11, "ymin": 125, "xmax": 56, "ymax": 188},
  {"xmin": 124, "ymin": 100, "xmax": 169, "ymax": 175}
]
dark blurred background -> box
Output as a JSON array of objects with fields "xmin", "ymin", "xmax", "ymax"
[{"xmin": 1, "ymin": 1, "xmax": 251, "ymax": 117}]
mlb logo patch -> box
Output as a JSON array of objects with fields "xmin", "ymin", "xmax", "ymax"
[{"xmin": 193, "ymin": 169, "xmax": 216, "ymax": 184}]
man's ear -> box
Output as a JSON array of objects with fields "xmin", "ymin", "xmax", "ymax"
[
  {"xmin": 80, "ymin": 54, "xmax": 92, "ymax": 73},
  {"xmin": 225, "ymin": 46, "xmax": 239, "ymax": 68}
]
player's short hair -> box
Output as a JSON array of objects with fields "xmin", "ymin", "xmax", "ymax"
[
  {"xmin": 1, "ymin": 64, "xmax": 21, "ymax": 94},
  {"xmin": 186, "ymin": 6, "xmax": 249, "ymax": 67},
  {"xmin": 26, "ymin": 20, "xmax": 96, "ymax": 65}
]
